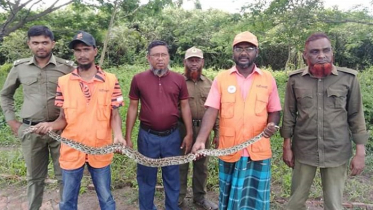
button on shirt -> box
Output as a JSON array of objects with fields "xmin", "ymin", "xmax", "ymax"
[
  {"xmin": 182, "ymin": 74, "xmax": 218, "ymax": 136},
  {"xmin": 0, "ymin": 55, "xmax": 74, "ymax": 122},
  {"xmin": 280, "ymin": 66, "xmax": 368, "ymax": 168}
]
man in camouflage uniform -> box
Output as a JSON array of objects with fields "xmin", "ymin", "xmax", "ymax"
[
  {"xmin": 178, "ymin": 47, "xmax": 218, "ymax": 210},
  {"xmin": 0, "ymin": 25, "xmax": 74, "ymax": 210}
]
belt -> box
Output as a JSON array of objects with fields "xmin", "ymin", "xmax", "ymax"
[
  {"xmin": 192, "ymin": 119, "xmax": 202, "ymax": 127},
  {"xmin": 140, "ymin": 123, "xmax": 177, "ymax": 137},
  {"xmin": 22, "ymin": 119, "xmax": 53, "ymax": 126}
]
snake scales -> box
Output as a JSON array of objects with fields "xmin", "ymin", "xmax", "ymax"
[{"xmin": 23, "ymin": 126, "xmax": 278, "ymax": 168}]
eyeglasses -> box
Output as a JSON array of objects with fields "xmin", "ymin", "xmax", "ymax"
[
  {"xmin": 234, "ymin": 47, "xmax": 257, "ymax": 53},
  {"xmin": 149, "ymin": 53, "xmax": 169, "ymax": 58}
]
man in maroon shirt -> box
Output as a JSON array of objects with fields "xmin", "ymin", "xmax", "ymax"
[{"xmin": 125, "ymin": 40, "xmax": 193, "ymax": 210}]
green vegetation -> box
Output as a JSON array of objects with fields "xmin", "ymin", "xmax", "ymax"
[
  {"xmin": 0, "ymin": 0, "xmax": 372, "ymax": 207},
  {"xmin": 0, "ymin": 65, "xmax": 372, "ymax": 207},
  {"xmin": 1, "ymin": 0, "xmax": 373, "ymax": 70}
]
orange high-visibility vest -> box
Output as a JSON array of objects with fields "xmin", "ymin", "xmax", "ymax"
[
  {"xmin": 58, "ymin": 72, "xmax": 116, "ymax": 170},
  {"xmin": 217, "ymin": 69, "xmax": 273, "ymax": 162}
]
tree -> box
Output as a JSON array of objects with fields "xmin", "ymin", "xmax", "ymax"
[{"xmin": 0, "ymin": 0, "xmax": 75, "ymax": 42}]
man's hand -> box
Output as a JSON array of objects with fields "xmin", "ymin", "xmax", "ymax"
[
  {"xmin": 350, "ymin": 154, "xmax": 365, "ymax": 176},
  {"xmin": 33, "ymin": 122, "xmax": 54, "ymax": 134},
  {"xmin": 113, "ymin": 135, "xmax": 126, "ymax": 154},
  {"xmin": 283, "ymin": 147, "xmax": 294, "ymax": 168},
  {"xmin": 125, "ymin": 137, "xmax": 133, "ymax": 149},
  {"xmin": 8, "ymin": 120, "xmax": 22, "ymax": 136},
  {"xmin": 263, "ymin": 122, "xmax": 279, "ymax": 138},
  {"xmin": 191, "ymin": 140, "xmax": 206, "ymax": 160},
  {"xmin": 180, "ymin": 134, "xmax": 193, "ymax": 154}
]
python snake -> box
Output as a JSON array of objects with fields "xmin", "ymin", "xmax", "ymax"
[{"xmin": 23, "ymin": 126, "xmax": 278, "ymax": 167}]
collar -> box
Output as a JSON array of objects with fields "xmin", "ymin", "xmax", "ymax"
[
  {"xmin": 27, "ymin": 54, "xmax": 57, "ymax": 66},
  {"xmin": 182, "ymin": 73, "xmax": 206, "ymax": 81},
  {"xmin": 70, "ymin": 65, "xmax": 106, "ymax": 82},
  {"xmin": 229, "ymin": 65, "xmax": 262, "ymax": 76},
  {"xmin": 301, "ymin": 65, "xmax": 338, "ymax": 76}
]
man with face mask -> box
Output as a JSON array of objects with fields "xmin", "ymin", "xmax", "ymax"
[
  {"xmin": 191, "ymin": 31, "xmax": 282, "ymax": 209},
  {"xmin": 178, "ymin": 47, "xmax": 218, "ymax": 210},
  {"xmin": 281, "ymin": 32, "xmax": 368, "ymax": 210},
  {"xmin": 32, "ymin": 31, "xmax": 126, "ymax": 210}
]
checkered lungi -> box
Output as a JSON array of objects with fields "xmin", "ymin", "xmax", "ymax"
[{"xmin": 218, "ymin": 157, "xmax": 271, "ymax": 210}]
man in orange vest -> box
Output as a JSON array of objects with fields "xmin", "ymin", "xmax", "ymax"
[
  {"xmin": 191, "ymin": 31, "xmax": 282, "ymax": 209},
  {"xmin": 33, "ymin": 31, "xmax": 126, "ymax": 210}
]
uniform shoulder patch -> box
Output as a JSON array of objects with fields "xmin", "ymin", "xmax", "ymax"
[
  {"xmin": 288, "ymin": 68, "xmax": 305, "ymax": 77},
  {"xmin": 55, "ymin": 57, "xmax": 75, "ymax": 67},
  {"xmin": 337, "ymin": 67, "xmax": 358, "ymax": 76},
  {"xmin": 13, "ymin": 58, "xmax": 31, "ymax": 66}
]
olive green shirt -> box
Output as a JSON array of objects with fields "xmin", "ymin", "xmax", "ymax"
[
  {"xmin": 280, "ymin": 66, "xmax": 368, "ymax": 167},
  {"xmin": 0, "ymin": 55, "xmax": 74, "ymax": 122},
  {"xmin": 180, "ymin": 74, "xmax": 219, "ymax": 138}
]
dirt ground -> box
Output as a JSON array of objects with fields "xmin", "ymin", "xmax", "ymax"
[
  {"xmin": 1, "ymin": 181, "xmax": 373, "ymax": 210},
  {"xmin": 0, "ymin": 183, "xmax": 220, "ymax": 210}
]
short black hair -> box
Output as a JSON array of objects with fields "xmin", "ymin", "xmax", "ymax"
[
  {"xmin": 27, "ymin": 25, "xmax": 54, "ymax": 41},
  {"xmin": 147, "ymin": 40, "xmax": 169, "ymax": 55},
  {"xmin": 305, "ymin": 32, "xmax": 331, "ymax": 48}
]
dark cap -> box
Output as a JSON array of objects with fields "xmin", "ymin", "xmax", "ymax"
[{"xmin": 68, "ymin": 31, "xmax": 96, "ymax": 49}]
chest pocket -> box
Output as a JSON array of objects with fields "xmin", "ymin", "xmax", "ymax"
[
  {"xmin": 326, "ymin": 88, "xmax": 347, "ymax": 109},
  {"xmin": 255, "ymin": 94, "xmax": 268, "ymax": 116},
  {"xmin": 22, "ymin": 77, "xmax": 39, "ymax": 94},
  {"xmin": 294, "ymin": 88, "xmax": 313, "ymax": 109},
  {"xmin": 96, "ymin": 90, "xmax": 112, "ymax": 121},
  {"xmin": 221, "ymin": 92, "xmax": 235, "ymax": 119}
]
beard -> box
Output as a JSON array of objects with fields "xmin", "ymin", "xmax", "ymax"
[
  {"xmin": 185, "ymin": 66, "xmax": 202, "ymax": 81},
  {"xmin": 234, "ymin": 56, "xmax": 255, "ymax": 69},
  {"xmin": 150, "ymin": 64, "xmax": 169, "ymax": 76},
  {"xmin": 309, "ymin": 62, "xmax": 333, "ymax": 78},
  {"xmin": 78, "ymin": 62, "xmax": 93, "ymax": 71},
  {"xmin": 35, "ymin": 51, "xmax": 51, "ymax": 59}
]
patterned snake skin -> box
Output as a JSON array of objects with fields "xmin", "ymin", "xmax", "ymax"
[{"xmin": 23, "ymin": 126, "xmax": 279, "ymax": 167}]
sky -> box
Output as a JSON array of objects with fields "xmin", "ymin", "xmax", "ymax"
[{"xmin": 141, "ymin": 0, "xmax": 372, "ymax": 13}]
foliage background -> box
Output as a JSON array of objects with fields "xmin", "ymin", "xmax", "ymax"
[{"xmin": 0, "ymin": 0, "xmax": 372, "ymax": 207}]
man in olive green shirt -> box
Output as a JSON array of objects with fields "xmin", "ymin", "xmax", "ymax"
[
  {"xmin": 280, "ymin": 32, "xmax": 368, "ymax": 210},
  {"xmin": 178, "ymin": 47, "xmax": 218, "ymax": 210},
  {"xmin": 0, "ymin": 25, "xmax": 74, "ymax": 210}
]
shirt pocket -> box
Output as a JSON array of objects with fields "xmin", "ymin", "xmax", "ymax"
[
  {"xmin": 218, "ymin": 128, "xmax": 236, "ymax": 149},
  {"xmin": 22, "ymin": 77, "xmax": 39, "ymax": 94},
  {"xmin": 221, "ymin": 94, "xmax": 235, "ymax": 119},
  {"xmin": 326, "ymin": 88, "xmax": 347, "ymax": 109},
  {"xmin": 294, "ymin": 88, "xmax": 313, "ymax": 109},
  {"xmin": 63, "ymin": 103, "xmax": 77, "ymax": 122},
  {"xmin": 97, "ymin": 101, "xmax": 111, "ymax": 121},
  {"xmin": 255, "ymin": 94, "xmax": 268, "ymax": 116}
]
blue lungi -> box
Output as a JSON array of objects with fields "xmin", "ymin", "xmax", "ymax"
[{"xmin": 219, "ymin": 157, "xmax": 271, "ymax": 210}]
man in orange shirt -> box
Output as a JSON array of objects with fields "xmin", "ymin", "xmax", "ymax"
[
  {"xmin": 191, "ymin": 31, "xmax": 281, "ymax": 209},
  {"xmin": 33, "ymin": 31, "xmax": 126, "ymax": 210}
]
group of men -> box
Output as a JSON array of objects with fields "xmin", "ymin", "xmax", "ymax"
[{"xmin": 0, "ymin": 25, "xmax": 368, "ymax": 210}]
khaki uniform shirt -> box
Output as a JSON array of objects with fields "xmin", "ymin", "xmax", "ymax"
[
  {"xmin": 180, "ymin": 74, "xmax": 219, "ymax": 139},
  {"xmin": 0, "ymin": 55, "xmax": 74, "ymax": 122},
  {"xmin": 280, "ymin": 66, "xmax": 368, "ymax": 167}
]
